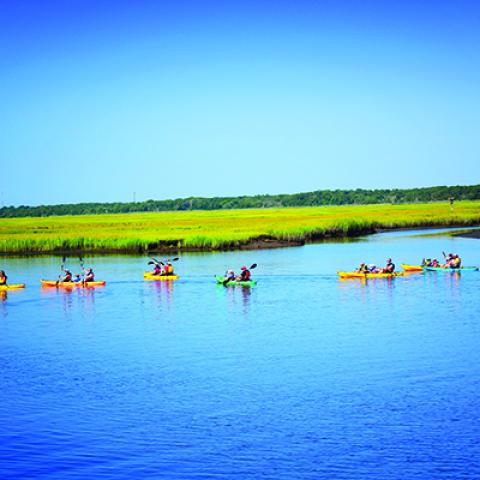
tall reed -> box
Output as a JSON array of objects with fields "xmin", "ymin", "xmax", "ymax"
[{"xmin": 0, "ymin": 201, "xmax": 479, "ymax": 254}]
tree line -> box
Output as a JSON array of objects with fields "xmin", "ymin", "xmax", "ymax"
[{"xmin": 1, "ymin": 184, "xmax": 479, "ymax": 218}]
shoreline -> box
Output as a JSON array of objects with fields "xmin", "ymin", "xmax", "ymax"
[
  {"xmin": 454, "ymin": 230, "xmax": 480, "ymax": 239},
  {"xmin": 1, "ymin": 223, "xmax": 479, "ymax": 257}
]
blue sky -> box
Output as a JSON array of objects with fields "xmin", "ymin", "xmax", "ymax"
[{"xmin": 1, "ymin": 0, "xmax": 479, "ymax": 206}]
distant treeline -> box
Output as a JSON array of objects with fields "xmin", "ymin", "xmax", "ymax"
[{"xmin": 1, "ymin": 184, "xmax": 479, "ymax": 218}]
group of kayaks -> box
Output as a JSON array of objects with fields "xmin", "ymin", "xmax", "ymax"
[
  {"xmin": 338, "ymin": 263, "xmax": 479, "ymax": 279},
  {"xmin": 0, "ymin": 257, "xmax": 258, "ymax": 291},
  {"xmin": 0, "ymin": 273, "xmax": 257, "ymax": 290},
  {"xmin": 2, "ymin": 256, "xmax": 478, "ymax": 291}
]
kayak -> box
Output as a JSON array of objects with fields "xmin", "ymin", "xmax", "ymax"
[
  {"xmin": 0, "ymin": 284, "xmax": 26, "ymax": 290},
  {"xmin": 144, "ymin": 272, "xmax": 179, "ymax": 280},
  {"xmin": 423, "ymin": 266, "xmax": 478, "ymax": 272},
  {"xmin": 337, "ymin": 271, "xmax": 405, "ymax": 279},
  {"xmin": 215, "ymin": 275, "xmax": 257, "ymax": 286},
  {"xmin": 401, "ymin": 264, "xmax": 424, "ymax": 272},
  {"xmin": 41, "ymin": 280, "xmax": 106, "ymax": 288}
]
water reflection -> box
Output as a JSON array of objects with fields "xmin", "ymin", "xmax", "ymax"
[
  {"xmin": 145, "ymin": 280, "xmax": 175, "ymax": 308},
  {"xmin": 78, "ymin": 287, "xmax": 97, "ymax": 316},
  {"xmin": 39, "ymin": 285, "xmax": 98, "ymax": 315},
  {"xmin": 219, "ymin": 284, "xmax": 253, "ymax": 315}
]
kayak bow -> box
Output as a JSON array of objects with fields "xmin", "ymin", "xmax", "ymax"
[{"xmin": 401, "ymin": 264, "xmax": 424, "ymax": 272}]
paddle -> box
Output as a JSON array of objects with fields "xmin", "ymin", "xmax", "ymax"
[
  {"xmin": 79, "ymin": 256, "xmax": 86, "ymax": 285},
  {"xmin": 148, "ymin": 257, "xmax": 179, "ymax": 266},
  {"xmin": 442, "ymin": 251, "xmax": 451, "ymax": 268},
  {"xmin": 56, "ymin": 255, "xmax": 67, "ymax": 286},
  {"xmin": 223, "ymin": 263, "xmax": 257, "ymax": 286}
]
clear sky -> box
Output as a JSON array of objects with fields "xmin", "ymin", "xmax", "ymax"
[{"xmin": 1, "ymin": 0, "xmax": 479, "ymax": 206}]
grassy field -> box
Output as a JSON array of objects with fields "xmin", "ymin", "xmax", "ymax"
[{"xmin": 0, "ymin": 201, "xmax": 479, "ymax": 254}]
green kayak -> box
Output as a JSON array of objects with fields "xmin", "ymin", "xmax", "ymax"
[
  {"xmin": 215, "ymin": 275, "xmax": 257, "ymax": 286},
  {"xmin": 424, "ymin": 266, "xmax": 478, "ymax": 272}
]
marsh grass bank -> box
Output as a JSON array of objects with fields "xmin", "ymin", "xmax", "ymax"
[{"xmin": 1, "ymin": 202, "xmax": 480, "ymax": 254}]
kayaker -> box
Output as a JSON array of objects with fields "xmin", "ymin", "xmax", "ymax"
[
  {"xmin": 165, "ymin": 260, "xmax": 174, "ymax": 275},
  {"xmin": 355, "ymin": 263, "xmax": 368, "ymax": 273},
  {"xmin": 443, "ymin": 253, "xmax": 455, "ymax": 268},
  {"xmin": 422, "ymin": 258, "xmax": 432, "ymax": 267},
  {"xmin": 0, "ymin": 270, "xmax": 7, "ymax": 285},
  {"xmin": 84, "ymin": 268, "xmax": 95, "ymax": 282},
  {"xmin": 367, "ymin": 264, "xmax": 379, "ymax": 273},
  {"xmin": 381, "ymin": 259, "xmax": 395, "ymax": 274},
  {"xmin": 151, "ymin": 263, "xmax": 163, "ymax": 276},
  {"xmin": 236, "ymin": 266, "xmax": 251, "ymax": 282},
  {"xmin": 451, "ymin": 254, "xmax": 461, "ymax": 269},
  {"xmin": 73, "ymin": 274, "xmax": 82, "ymax": 282},
  {"xmin": 432, "ymin": 258, "xmax": 440, "ymax": 267},
  {"xmin": 61, "ymin": 269, "xmax": 73, "ymax": 282},
  {"xmin": 224, "ymin": 269, "xmax": 235, "ymax": 282}
]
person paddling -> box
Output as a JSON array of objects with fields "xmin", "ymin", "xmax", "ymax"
[
  {"xmin": 451, "ymin": 254, "xmax": 461, "ymax": 269},
  {"xmin": 224, "ymin": 269, "xmax": 235, "ymax": 283},
  {"xmin": 151, "ymin": 263, "xmax": 162, "ymax": 276},
  {"xmin": 164, "ymin": 259, "xmax": 174, "ymax": 276},
  {"xmin": 380, "ymin": 258, "xmax": 395, "ymax": 274},
  {"xmin": 236, "ymin": 266, "xmax": 251, "ymax": 282},
  {"xmin": 0, "ymin": 270, "xmax": 7, "ymax": 285},
  {"xmin": 84, "ymin": 268, "xmax": 95, "ymax": 282},
  {"xmin": 61, "ymin": 269, "xmax": 73, "ymax": 282}
]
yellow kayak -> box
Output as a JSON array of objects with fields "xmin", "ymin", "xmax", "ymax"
[
  {"xmin": 143, "ymin": 272, "xmax": 179, "ymax": 281},
  {"xmin": 401, "ymin": 264, "xmax": 424, "ymax": 272},
  {"xmin": 41, "ymin": 280, "xmax": 106, "ymax": 288},
  {"xmin": 337, "ymin": 271, "xmax": 404, "ymax": 279},
  {"xmin": 0, "ymin": 283, "xmax": 26, "ymax": 290}
]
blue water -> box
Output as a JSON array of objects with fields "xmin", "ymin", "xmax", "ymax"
[{"xmin": 1, "ymin": 228, "xmax": 480, "ymax": 479}]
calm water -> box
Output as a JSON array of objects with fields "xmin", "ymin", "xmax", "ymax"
[{"xmin": 1, "ymin": 228, "xmax": 480, "ymax": 479}]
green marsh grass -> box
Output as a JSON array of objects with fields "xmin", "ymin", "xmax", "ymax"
[{"xmin": 0, "ymin": 201, "xmax": 479, "ymax": 254}]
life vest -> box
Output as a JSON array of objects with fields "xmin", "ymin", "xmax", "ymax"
[
  {"xmin": 166, "ymin": 264, "xmax": 174, "ymax": 274},
  {"xmin": 242, "ymin": 270, "xmax": 251, "ymax": 281}
]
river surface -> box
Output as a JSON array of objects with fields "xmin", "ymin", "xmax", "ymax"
[{"xmin": 1, "ymin": 228, "xmax": 480, "ymax": 479}]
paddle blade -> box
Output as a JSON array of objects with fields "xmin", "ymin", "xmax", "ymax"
[
  {"xmin": 172, "ymin": 257, "xmax": 179, "ymax": 262},
  {"xmin": 250, "ymin": 263, "xmax": 257, "ymax": 269}
]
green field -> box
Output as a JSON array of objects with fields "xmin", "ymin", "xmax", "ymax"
[{"xmin": 1, "ymin": 201, "xmax": 479, "ymax": 254}]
